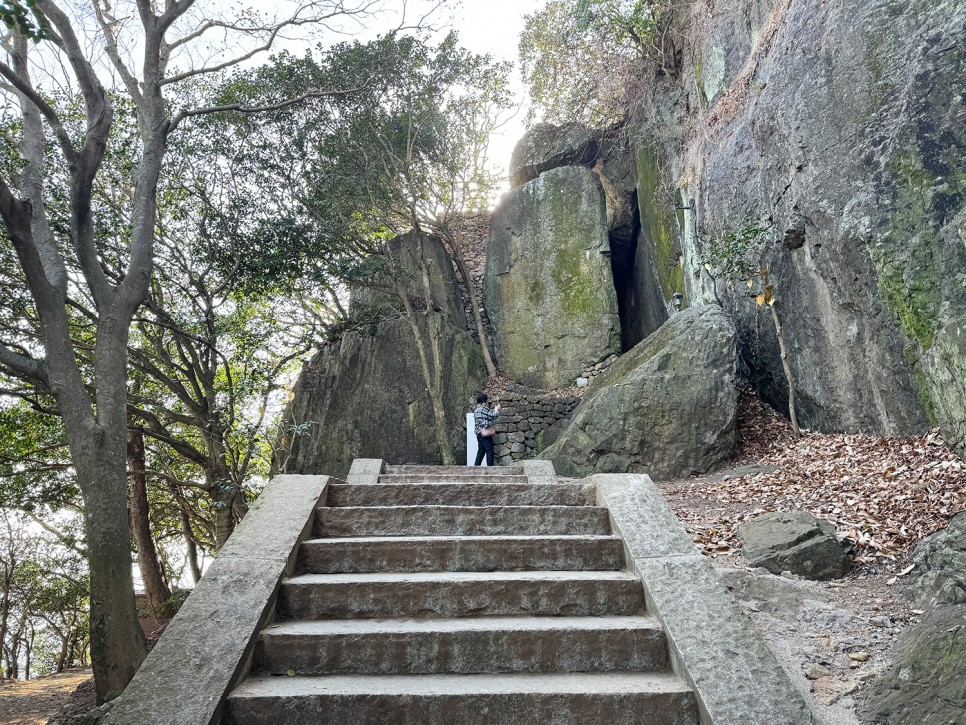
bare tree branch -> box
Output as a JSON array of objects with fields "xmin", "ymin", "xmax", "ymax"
[
  {"xmin": 0, "ymin": 340, "xmax": 48, "ymax": 387},
  {"xmin": 161, "ymin": 0, "xmax": 379, "ymax": 86},
  {"xmin": 169, "ymin": 85, "xmax": 365, "ymax": 132}
]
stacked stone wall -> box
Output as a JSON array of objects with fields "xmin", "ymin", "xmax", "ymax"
[
  {"xmin": 449, "ymin": 212, "xmax": 494, "ymax": 344},
  {"xmin": 483, "ymin": 388, "xmax": 580, "ymax": 466}
]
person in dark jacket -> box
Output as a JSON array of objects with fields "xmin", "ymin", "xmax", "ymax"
[{"xmin": 473, "ymin": 393, "xmax": 500, "ymax": 466}]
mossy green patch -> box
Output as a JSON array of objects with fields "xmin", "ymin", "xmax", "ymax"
[
  {"xmin": 636, "ymin": 145, "xmax": 684, "ymax": 303},
  {"xmin": 873, "ymin": 150, "xmax": 947, "ymax": 351},
  {"xmin": 695, "ymin": 52, "xmax": 708, "ymax": 109},
  {"xmin": 912, "ymin": 367, "xmax": 938, "ymax": 425},
  {"xmin": 552, "ymin": 244, "xmax": 602, "ymax": 319}
]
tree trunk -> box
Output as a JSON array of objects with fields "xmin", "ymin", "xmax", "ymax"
[
  {"xmin": 769, "ymin": 303, "xmax": 801, "ymax": 438},
  {"xmin": 447, "ymin": 240, "xmax": 496, "ymax": 377},
  {"xmin": 54, "ymin": 317, "xmax": 147, "ymax": 700},
  {"xmin": 127, "ymin": 429, "xmax": 173, "ymax": 621},
  {"xmin": 180, "ymin": 506, "xmax": 202, "ymax": 585},
  {"xmin": 57, "ymin": 635, "xmax": 69, "ymax": 673},
  {"xmin": 396, "ymin": 284, "xmax": 454, "ymax": 465},
  {"xmin": 207, "ymin": 447, "xmax": 237, "ymax": 552}
]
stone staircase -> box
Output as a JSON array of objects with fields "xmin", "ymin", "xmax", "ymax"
[{"xmin": 225, "ymin": 465, "xmax": 700, "ymax": 724}]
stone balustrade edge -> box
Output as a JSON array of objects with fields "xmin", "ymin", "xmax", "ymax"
[
  {"xmin": 592, "ymin": 473, "xmax": 818, "ymax": 725},
  {"xmin": 102, "ymin": 474, "xmax": 332, "ymax": 725}
]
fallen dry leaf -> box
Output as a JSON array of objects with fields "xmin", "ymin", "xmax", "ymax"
[{"xmin": 668, "ymin": 385, "xmax": 966, "ymax": 571}]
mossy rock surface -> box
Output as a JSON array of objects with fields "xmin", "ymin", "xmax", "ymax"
[
  {"xmin": 486, "ymin": 166, "xmax": 620, "ymax": 389},
  {"xmin": 861, "ymin": 604, "xmax": 966, "ymax": 724},
  {"xmin": 287, "ymin": 233, "xmax": 485, "ymax": 477},
  {"xmin": 540, "ymin": 305, "xmax": 737, "ymax": 480}
]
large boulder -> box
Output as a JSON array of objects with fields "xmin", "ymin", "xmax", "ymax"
[
  {"xmin": 540, "ymin": 305, "xmax": 736, "ymax": 479},
  {"xmin": 860, "ymin": 604, "xmax": 966, "ymax": 724},
  {"xmin": 285, "ymin": 233, "xmax": 485, "ymax": 478},
  {"xmin": 738, "ymin": 511, "xmax": 851, "ymax": 581},
  {"xmin": 486, "ymin": 165, "xmax": 621, "ymax": 389},
  {"xmin": 906, "ymin": 512, "xmax": 966, "ymax": 609},
  {"xmin": 508, "ymin": 123, "xmax": 600, "ymax": 189},
  {"xmin": 284, "ymin": 315, "xmax": 484, "ymax": 479},
  {"xmin": 350, "ymin": 231, "xmax": 465, "ymax": 324}
]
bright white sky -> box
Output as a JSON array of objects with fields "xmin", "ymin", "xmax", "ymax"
[{"xmin": 443, "ymin": 0, "xmax": 546, "ymax": 174}]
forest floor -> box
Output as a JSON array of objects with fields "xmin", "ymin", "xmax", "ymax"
[
  {"xmin": 0, "ymin": 669, "xmax": 93, "ymax": 725},
  {"xmin": 5, "ymin": 387, "xmax": 964, "ymax": 725},
  {"xmin": 655, "ymin": 386, "xmax": 966, "ymax": 724}
]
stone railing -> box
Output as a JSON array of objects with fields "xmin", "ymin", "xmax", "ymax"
[{"xmin": 102, "ymin": 475, "xmax": 331, "ymax": 725}]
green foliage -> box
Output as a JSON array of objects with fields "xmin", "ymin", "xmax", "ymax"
[
  {"xmin": 1, "ymin": 511, "xmax": 89, "ymax": 678},
  {"xmin": 701, "ymin": 222, "xmax": 772, "ymax": 281},
  {"xmin": 0, "ymin": 401, "xmax": 76, "ymax": 513},
  {"xmin": 519, "ymin": 0, "xmax": 664, "ymax": 126},
  {"xmin": 0, "ymin": 0, "xmax": 46, "ymax": 41},
  {"xmin": 211, "ymin": 32, "xmax": 510, "ymax": 284}
]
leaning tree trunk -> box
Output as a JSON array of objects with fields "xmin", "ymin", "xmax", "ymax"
[
  {"xmin": 447, "ymin": 241, "xmax": 497, "ymax": 377},
  {"xmin": 127, "ymin": 429, "xmax": 173, "ymax": 621},
  {"xmin": 396, "ymin": 284, "xmax": 455, "ymax": 465},
  {"xmin": 769, "ymin": 302, "xmax": 801, "ymax": 439}
]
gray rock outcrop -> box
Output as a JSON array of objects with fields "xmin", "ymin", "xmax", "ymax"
[
  {"xmin": 862, "ymin": 516, "xmax": 966, "ymax": 723},
  {"xmin": 860, "ymin": 604, "xmax": 966, "ymax": 724},
  {"xmin": 626, "ymin": 0, "xmax": 966, "ymax": 457},
  {"xmin": 540, "ymin": 305, "xmax": 736, "ymax": 479},
  {"xmin": 508, "ymin": 123, "xmax": 600, "ymax": 188},
  {"xmin": 906, "ymin": 512, "xmax": 966, "ymax": 609},
  {"xmin": 285, "ymin": 233, "xmax": 485, "ymax": 478},
  {"xmin": 486, "ymin": 166, "xmax": 621, "ymax": 389},
  {"xmin": 738, "ymin": 511, "xmax": 851, "ymax": 581}
]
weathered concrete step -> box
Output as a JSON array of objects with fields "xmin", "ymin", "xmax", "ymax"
[
  {"xmin": 279, "ymin": 570, "xmax": 644, "ymax": 619},
  {"xmin": 298, "ymin": 535, "xmax": 624, "ymax": 573},
  {"xmin": 256, "ymin": 615, "xmax": 666, "ymax": 675},
  {"xmin": 315, "ymin": 506, "xmax": 611, "ymax": 537},
  {"xmin": 385, "ymin": 464, "xmax": 524, "ymax": 476},
  {"xmin": 377, "ymin": 473, "xmax": 529, "ymax": 484},
  {"xmin": 226, "ymin": 672, "xmax": 699, "ymax": 725},
  {"xmin": 327, "ymin": 482, "xmax": 593, "ymax": 507}
]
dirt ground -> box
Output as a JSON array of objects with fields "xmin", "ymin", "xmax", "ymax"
[
  {"xmin": 0, "ymin": 669, "xmax": 93, "ymax": 725},
  {"xmin": 650, "ymin": 385, "xmax": 964, "ymax": 724},
  {"xmin": 659, "ymin": 473, "xmax": 915, "ymax": 725}
]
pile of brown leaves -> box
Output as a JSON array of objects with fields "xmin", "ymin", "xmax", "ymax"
[{"xmin": 675, "ymin": 386, "xmax": 966, "ymax": 570}]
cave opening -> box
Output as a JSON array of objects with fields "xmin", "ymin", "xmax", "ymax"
[{"xmin": 609, "ymin": 195, "xmax": 643, "ymax": 353}]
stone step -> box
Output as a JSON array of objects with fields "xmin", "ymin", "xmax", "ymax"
[
  {"xmin": 298, "ymin": 535, "xmax": 625, "ymax": 574},
  {"xmin": 279, "ymin": 570, "xmax": 644, "ymax": 619},
  {"xmin": 315, "ymin": 506, "xmax": 611, "ymax": 537},
  {"xmin": 385, "ymin": 464, "xmax": 525, "ymax": 476},
  {"xmin": 226, "ymin": 672, "xmax": 699, "ymax": 725},
  {"xmin": 256, "ymin": 615, "xmax": 667, "ymax": 675},
  {"xmin": 377, "ymin": 473, "xmax": 529, "ymax": 484},
  {"xmin": 327, "ymin": 482, "xmax": 593, "ymax": 508}
]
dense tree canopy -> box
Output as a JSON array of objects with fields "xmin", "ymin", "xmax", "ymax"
[
  {"xmin": 519, "ymin": 0, "xmax": 667, "ymax": 127},
  {"xmin": 0, "ymin": 0, "xmax": 411, "ymax": 698}
]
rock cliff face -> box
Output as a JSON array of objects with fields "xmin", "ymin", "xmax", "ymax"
[
  {"xmin": 285, "ymin": 233, "xmax": 485, "ymax": 478},
  {"xmin": 647, "ymin": 0, "xmax": 966, "ymax": 455},
  {"xmin": 287, "ymin": 0, "xmax": 966, "ymax": 475},
  {"xmin": 486, "ymin": 166, "xmax": 621, "ymax": 389}
]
